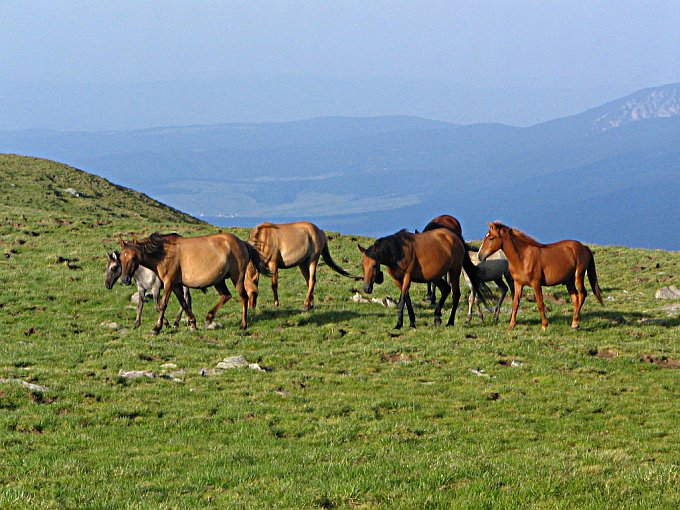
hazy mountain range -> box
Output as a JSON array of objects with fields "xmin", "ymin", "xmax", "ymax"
[{"xmin": 2, "ymin": 83, "xmax": 679, "ymax": 249}]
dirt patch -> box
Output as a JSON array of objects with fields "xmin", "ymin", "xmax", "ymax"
[
  {"xmin": 597, "ymin": 349, "xmax": 618, "ymax": 359},
  {"xmin": 381, "ymin": 352, "xmax": 412, "ymax": 363},
  {"xmin": 641, "ymin": 355, "xmax": 680, "ymax": 369}
]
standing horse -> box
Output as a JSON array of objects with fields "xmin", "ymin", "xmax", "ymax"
[
  {"xmin": 478, "ymin": 222, "xmax": 603, "ymax": 330},
  {"xmin": 463, "ymin": 250, "xmax": 513, "ymax": 323},
  {"xmin": 245, "ymin": 221, "xmax": 355, "ymax": 311},
  {"xmin": 105, "ymin": 250, "xmax": 190, "ymax": 328},
  {"xmin": 118, "ymin": 232, "xmax": 269, "ymax": 333},
  {"xmin": 358, "ymin": 229, "xmax": 488, "ymax": 329},
  {"xmin": 422, "ymin": 214, "xmax": 463, "ymax": 304}
]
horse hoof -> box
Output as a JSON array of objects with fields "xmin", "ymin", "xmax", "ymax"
[
  {"xmin": 150, "ymin": 329, "xmax": 159, "ymax": 336},
  {"xmin": 435, "ymin": 318, "xmax": 442, "ymax": 326},
  {"xmin": 133, "ymin": 323, "xmax": 141, "ymax": 329},
  {"xmin": 394, "ymin": 324, "xmax": 403, "ymax": 330},
  {"xmin": 409, "ymin": 323, "xmax": 416, "ymax": 329},
  {"xmin": 571, "ymin": 323, "xmax": 580, "ymax": 329}
]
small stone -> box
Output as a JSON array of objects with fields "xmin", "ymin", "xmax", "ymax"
[{"xmin": 655, "ymin": 286, "xmax": 680, "ymax": 299}]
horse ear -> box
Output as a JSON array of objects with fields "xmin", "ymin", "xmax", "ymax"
[
  {"xmin": 118, "ymin": 238, "xmax": 126, "ymax": 248},
  {"xmin": 415, "ymin": 229, "xmax": 420, "ymax": 234},
  {"xmin": 358, "ymin": 244, "xmax": 366, "ymax": 253}
]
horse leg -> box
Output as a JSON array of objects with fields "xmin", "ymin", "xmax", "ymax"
[
  {"xmin": 494, "ymin": 277, "xmax": 508, "ymax": 322},
  {"xmin": 152, "ymin": 285, "xmax": 173, "ymax": 335},
  {"xmin": 134, "ymin": 286, "xmax": 145, "ymax": 328},
  {"xmin": 269, "ymin": 262, "xmax": 280, "ymax": 306},
  {"xmin": 426, "ymin": 281, "xmax": 437, "ymax": 305},
  {"xmin": 172, "ymin": 285, "xmax": 196, "ymax": 330},
  {"xmin": 173, "ymin": 287, "xmax": 189, "ymax": 327},
  {"xmin": 206, "ymin": 281, "xmax": 231, "ymax": 324},
  {"xmin": 232, "ymin": 273, "xmax": 249, "ymax": 330},
  {"xmin": 206, "ymin": 281, "xmax": 231, "ymax": 327},
  {"xmin": 404, "ymin": 292, "xmax": 416, "ymax": 328},
  {"xmin": 531, "ymin": 282, "xmax": 548, "ymax": 331},
  {"xmin": 573, "ymin": 270, "xmax": 588, "ymax": 329},
  {"xmin": 394, "ymin": 276, "xmax": 411, "ymax": 329},
  {"xmin": 509, "ymin": 282, "xmax": 523, "ymax": 330},
  {"xmin": 434, "ymin": 278, "xmax": 451, "ymax": 326},
  {"xmin": 302, "ymin": 259, "xmax": 318, "ymax": 311},
  {"xmin": 566, "ymin": 279, "xmax": 579, "ymax": 329},
  {"xmin": 447, "ymin": 266, "xmax": 462, "ymax": 326}
]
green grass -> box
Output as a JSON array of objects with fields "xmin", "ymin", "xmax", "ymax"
[{"xmin": 1, "ymin": 154, "xmax": 679, "ymax": 509}]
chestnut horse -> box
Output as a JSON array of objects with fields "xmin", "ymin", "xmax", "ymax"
[
  {"xmin": 118, "ymin": 232, "xmax": 269, "ymax": 333},
  {"xmin": 358, "ymin": 229, "xmax": 488, "ymax": 329},
  {"xmin": 422, "ymin": 214, "xmax": 462, "ymax": 304},
  {"xmin": 478, "ymin": 222, "xmax": 603, "ymax": 330},
  {"xmin": 245, "ymin": 221, "xmax": 355, "ymax": 310}
]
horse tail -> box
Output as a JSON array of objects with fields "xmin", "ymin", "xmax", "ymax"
[
  {"xmin": 245, "ymin": 242, "xmax": 272, "ymax": 277},
  {"xmin": 586, "ymin": 247, "xmax": 604, "ymax": 305},
  {"xmin": 462, "ymin": 248, "xmax": 493, "ymax": 305},
  {"xmin": 321, "ymin": 242, "xmax": 357, "ymax": 279}
]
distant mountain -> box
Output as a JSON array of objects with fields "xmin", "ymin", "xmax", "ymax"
[{"xmin": 1, "ymin": 85, "xmax": 678, "ymax": 249}]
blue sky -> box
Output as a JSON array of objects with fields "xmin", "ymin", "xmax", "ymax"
[{"xmin": 2, "ymin": 1, "xmax": 680, "ymax": 130}]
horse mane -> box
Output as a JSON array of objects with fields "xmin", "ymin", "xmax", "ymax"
[
  {"xmin": 134, "ymin": 232, "xmax": 181, "ymax": 258},
  {"xmin": 492, "ymin": 222, "xmax": 545, "ymax": 248},
  {"xmin": 366, "ymin": 229, "xmax": 412, "ymax": 266},
  {"xmin": 423, "ymin": 221, "xmax": 446, "ymax": 232}
]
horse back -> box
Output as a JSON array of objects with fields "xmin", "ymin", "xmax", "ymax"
[
  {"xmin": 423, "ymin": 215, "xmax": 462, "ymax": 236},
  {"xmin": 409, "ymin": 229, "xmax": 465, "ymax": 282},
  {"xmin": 250, "ymin": 221, "xmax": 323, "ymax": 268},
  {"xmin": 168, "ymin": 233, "xmax": 248, "ymax": 287},
  {"xmin": 538, "ymin": 239, "xmax": 592, "ymax": 285}
]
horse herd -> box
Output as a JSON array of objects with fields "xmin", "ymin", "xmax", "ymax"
[{"xmin": 105, "ymin": 214, "xmax": 603, "ymax": 334}]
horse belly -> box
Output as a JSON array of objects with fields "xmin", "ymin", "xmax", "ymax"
[{"xmin": 180, "ymin": 258, "xmax": 229, "ymax": 288}]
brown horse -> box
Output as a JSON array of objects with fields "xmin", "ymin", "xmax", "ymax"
[
  {"xmin": 118, "ymin": 232, "xmax": 269, "ymax": 333},
  {"xmin": 422, "ymin": 214, "xmax": 463, "ymax": 304},
  {"xmin": 245, "ymin": 221, "xmax": 355, "ymax": 310},
  {"xmin": 478, "ymin": 222, "xmax": 603, "ymax": 330},
  {"xmin": 358, "ymin": 229, "xmax": 488, "ymax": 329}
]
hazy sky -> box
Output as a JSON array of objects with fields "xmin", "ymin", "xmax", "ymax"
[{"xmin": 2, "ymin": 1, "xmax": 680, "ymax": 130}]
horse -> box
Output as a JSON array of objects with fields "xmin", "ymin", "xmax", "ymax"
[
  {"xmin": 105, "ymin": 251, "xmax": 191, "ymax": 328},
  {"xmin": 245, "ymin": 221, "xmax": 356, "ymax": 310},
  {"xmin": 358, "ymin": 229, "xmax": 488, "ymax": 329},
  {"xmin": 463, "ymin": 250, "xmax": 514, "ymax": 323},
  {"xmin": 478, "ymin": 222, "xmax": 603, "ymax": 330},
  {"xmin": 421, "ymin": 215, "xmax": 463, "ymax": 304},
  {"xmin": 117, "ymin": 232, "xmax": 269, "ymax": 333}
]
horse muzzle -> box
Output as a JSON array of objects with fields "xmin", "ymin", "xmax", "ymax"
[
  {"xmin": 363, "ymin": 283, "xmax": 374, "ymax": 294},
  {"xmin": 120, "ymin": 275, "xmax": 132, "ymax": 286}
]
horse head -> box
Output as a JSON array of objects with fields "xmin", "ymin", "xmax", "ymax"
[
  {"xmin": 478, "ymin": 222, "xmax": 506, "ymax": 262},
  {"xmin": 118, "ymin": 239, "xmax": 141, "ymax": 286},
  {"xmin": 104, "ymin": 251, "xmax": 122, "ymax": 289},
  {"xmin": 357, "ymin": 244, "xmax": 384, "ymax": 294}
]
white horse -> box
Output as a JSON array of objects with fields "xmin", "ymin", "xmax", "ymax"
[
  {"xmin": 463, "ymin": 250, "xmax": 514, "ymax": 322},
  {"xmin": 105, "ymin": 251, "xmax": 190, "ymax": 328}
]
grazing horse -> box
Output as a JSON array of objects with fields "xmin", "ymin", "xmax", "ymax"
[
  {"xmin": 118, "ymin": 232, "xmax": 269, "ymax": 333},
  {"xmin": 245, "ymin": 221, "xmax": 355, "ymax": 311},
  {"xmin": 105, "ymin": 250, "xmax": 190, "ymax": 328},
  {"xmin": 358, "ymin": 229, "xmax": 488, "ymax": 329},
  {"xmin": 422, "ymin": 215, "xmax": 463, "ymax": 304},
  {"xmin": 463, "ymin": 250, "xmax": 514, "ymax": 323},
  {"xmin": 478, "ymin": 222, "xmax": 603, "ymax": 330}
]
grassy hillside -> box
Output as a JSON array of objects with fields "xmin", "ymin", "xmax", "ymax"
[{"xmin": 1, "ymin": 154, "xmax": 678, "ymax": 509}]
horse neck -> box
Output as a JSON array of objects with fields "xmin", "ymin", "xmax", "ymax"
[{"xmin": 500, "ymin": 231, "xmax": 529, "ymax": 268}]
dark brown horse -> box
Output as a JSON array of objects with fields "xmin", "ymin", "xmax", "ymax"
[
  {"xmin": 478, "ymin": 222, "xmax": 603, "ymax": 330},
  {"xmin": 118, "ymin": 232, "xmax": 269, "ymax": 333},
  {"xmin": 422, "ymin": 214, "xmax": 463, "ymax": 304},
  {"xmin": 245, "ymin": 221, "xmax": 355, "ymax": 310},
  {"xmin": 358, "ymin": 229, "xmax": 488, "ymax": 329}
]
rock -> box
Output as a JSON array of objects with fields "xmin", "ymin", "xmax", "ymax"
[
  {"xmin": 372, "ymin": 296, "xmax": 398, "ymax": 308},
  {"xmin": 118, "ymin": 370, "xmax": 155, "ymax": 379},
  {"xmin": 216, "ymin": 355, "xmax": 249, "ymax": 369},
  {"xmin": 100, "ymin": 321, "xmax": 121, "ymax": 330},
  {"xmin": 160, "ymin": 363, "xmax": 178, "ymax": 369},
  {"xmin": 351, "ymin": 292, "xmax": 370, "ymax": 303},
  {"xmin": 63, "ymin": 188, "xmax": 81, "ymax": 197},
  {"xmin": 655, "ymin": 285, "xmax": 680, "ymax": 299},
  {"xmin": 0, "ymin": 378, "xmax": 50, "ymax": 392},
  {"xmin": 205, "ymin": 321, "xmax": 224, "ymax": 330}
]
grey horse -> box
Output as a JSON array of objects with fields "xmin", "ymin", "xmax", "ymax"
[
  {"xmin": 105, "ymin": 251, "xmax": 190, "ymax": 328},
  {"xmin": 463, "ymin": 250, "xmax": 514, "ymax": 322}
]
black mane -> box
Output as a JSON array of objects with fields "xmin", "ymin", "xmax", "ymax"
[
  {"xmin": 366, "ymin": 229, "xmax": 412, "ymax": 266},
  {"xmin": 136, "ymin": 232, "xmax": 181, "ymax": 258}
]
